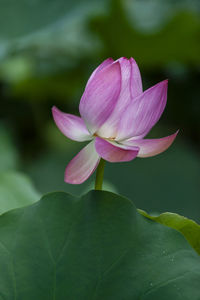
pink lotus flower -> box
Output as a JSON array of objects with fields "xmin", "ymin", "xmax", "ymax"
[{"xmin": 52, "ymin": 57, "xmax": 178, "ymax": 184}]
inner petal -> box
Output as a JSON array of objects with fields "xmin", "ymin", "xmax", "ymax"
[{"xmin": 95, "ymin": 137, "xmax": 139, "ymax": 162}]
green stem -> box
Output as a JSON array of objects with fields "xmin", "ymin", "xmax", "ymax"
[{"xmin": 95, "ymin": 159, "xmax": 105, "ymax": 190}]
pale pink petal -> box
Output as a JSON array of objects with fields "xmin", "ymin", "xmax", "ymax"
[
  {"xmin": 79, "ymin": 62, "xmax": 121, "ymax": 134},
  {"xmin": 85, "ymin": 58, "xmax": 114, "ymax": 88},
  {"xmin": 97, "ymin": 58, "xmax": 135, "ymax": 138},
  {"xmin": 52, "ymin": 106, "xmax": 92, "ymax": 142},
  {"xmin": 65, "ymin": 140, "xmax": 100, "ymax": 184},
  {"xmin": 116, "ymin": 80, "xmax": 168, "ymax": 141},
  {"xmin": 123, "ymin": 131, "xmax": 178, "ymax": 158},
  {"xmin": 95, "ymin": 137, "xmax": 139, "ymax": 162},
  {"xmin": 130, "ymin": 57, "xmax": 143, "ymax": 99}
]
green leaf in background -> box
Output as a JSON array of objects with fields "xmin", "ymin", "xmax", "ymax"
[
  {"xmin": 0, "ymin": 191, "xmax": 200, "ymax": 299},
  {"xmin": 0, "ymin": 125, "xmax": 19, "ymax": 172},
  {"xmin": 0, "ymin": 0, "xmax": 108, "ymax": 108},
  {"xmin": 91, "ymin": 0, "xmax": 200, "ymax": 67},
  {"xmin": 139, "ymin": 209, "xmax": 200, "ymax": 255},
  {"xmin": 0, "ymin": 171, "xmax": 40, "ymax": 214},
  {"xmin": 0, "ymin": 0, "xmax": 106, "ymax": 63},
  {"xmin": 0, "ymin": 124, "xmax": 40, "ymax": 214},
  {"xmin": 124, "ymin": 0, "xmax": 200, "ymax": 33}
]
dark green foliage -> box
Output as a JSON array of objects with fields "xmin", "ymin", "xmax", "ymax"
[{"xmin": 0, "ymin": 191, "xmax": 200, "ymax": 299}]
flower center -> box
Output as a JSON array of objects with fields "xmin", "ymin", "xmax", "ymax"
[{"xmin": 93, "ymin": 133, "xmax": 116, "ymax": 141}]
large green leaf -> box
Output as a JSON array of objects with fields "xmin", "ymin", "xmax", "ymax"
[
  {"xmin": 139, "ymin": 209, "xmax": 200, "ymax": 255},
  {"xmin": 0, "ymin": 171, "xmax": 40, "ymax": 214},
  {"xmin": 0, "ymin": 190, "xmax": 200, "ymax": 299}
]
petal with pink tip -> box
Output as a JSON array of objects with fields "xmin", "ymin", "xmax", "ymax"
[
  {"xmin": 85, "ymin": 58, "xmax": 114, "ymax": 88},
  {"xmin": 123, "ymin": 131, "xmax": 178, "ymax": 158},
  {"xmin": 116, "ymin": 80, "xmax": 168, "ymax": 141},
  {"xmin": 95, "ymin": 137, "xmax": 139, "ymax": 162},
  {"xmin": 52, "ymin": 106, "xmax": 92, "ymax": 142},
  {"xmin": 97, "ymin": 57, "xmax": 143, "ymax": 138},
  {"xmin": 130, "ymin": 57, "xmax": 143, "ymax": 99},
  {"xmin": 65, "ymin": 141, "xmax": 100, "ymax": 184},
  {"xmin": 97, "ymin": 58, "xmax": 132, "ymax": 138},
  {"xmin": 79, "ymin": 62, "xmax": 121, "ymax": 134}
]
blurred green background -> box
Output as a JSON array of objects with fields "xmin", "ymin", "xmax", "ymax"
[{"xmin": 0, "ymin": 0, "xmax": 200, "ymax": 221}]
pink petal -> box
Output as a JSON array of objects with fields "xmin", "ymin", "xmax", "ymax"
[
  {"xmin": 130, "ymin": 57, "xmax": 143, "ymax": 99},
  {"xmin": 52, "ymin": 106, "xmax": 92, "ymax": 142},
  {"xmin": 116, "ymin": 80, "xmax": 168, "ymax": 141},
  {"xmin": 97, "ymin": 58, "xmax": 143, "ymax": 139},
  {"xmin": 123, "ymin": 131, "xmax": 178, "ymax": 158},
  {"xmin": 95, "ymin": 137, "xmax": 139, "ymax": 162},
  {"xmin": 79, "ymin": 62, "xmax": 121, "ymax": 134},
  {"xmin": 65, "ymin": 141, "xmax": 100, "ymax": 184},
  {"xmin": 85, "ymin": 58, "xmax": 114, "ymax": 88}
]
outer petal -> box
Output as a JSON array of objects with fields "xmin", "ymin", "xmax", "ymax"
[
  {"xmin": 116, "ymin": 80, "xmax": 168, "ymax": 141},
  {"xmin": 65, "ymin": 140, "xmax": 100, "ymax": 184},
  {"xmin": 97, "ymin": 57, "xmax": 143, "ymax": 139},
  {"xmin": 95, "ymin": 137, "xmax": 139, "ymax": 162},
  {"xmin": 123, "ymin": 131, "xmax": 178, "ymax": 158},
  {"xmin": 52, "ymin": 106, "xmax": 92, "ymax": 142},
  {"xmin": 85, "ymin": 58, "xmax": 114, "ymax": 88},
  {"xmin": 79, "ymin": 62, "xmax": 121, "ymax": 134}
]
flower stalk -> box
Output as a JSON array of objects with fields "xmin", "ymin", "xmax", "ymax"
[{"xmin": 95, "ymin": 159, "xmax": 105, "ymax": 190}]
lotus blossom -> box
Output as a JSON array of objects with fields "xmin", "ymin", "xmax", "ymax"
[{"xmin": 52, "ymin": 57, "xmax": 178, "ymax": 184}]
